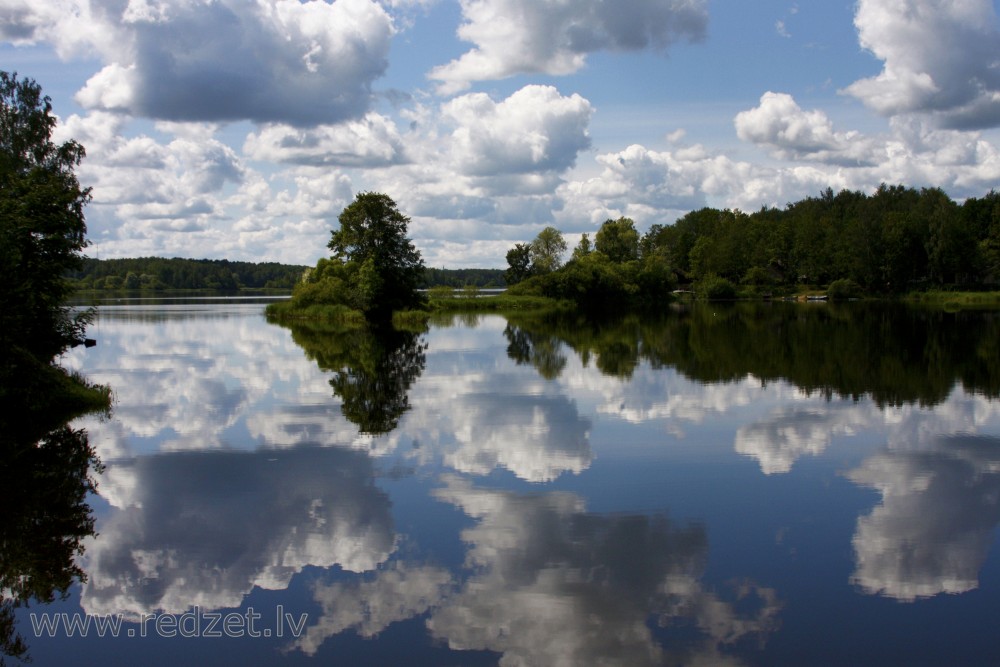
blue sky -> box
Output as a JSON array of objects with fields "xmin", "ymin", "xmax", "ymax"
[{"xmin": 3, "ymin": 0, "xmax": 1000, "ymax": 268}]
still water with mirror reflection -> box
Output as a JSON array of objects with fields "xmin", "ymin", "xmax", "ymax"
[{"xmin": 22, "ymin": 298, "xmax": 1000, "ymax": 665}]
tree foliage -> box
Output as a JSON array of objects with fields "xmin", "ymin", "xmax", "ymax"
[
  {"xmin": 572, "ymin": 232, "xmax": 593, "ymax": 261},
  {"xmin": 510, "ymin": 249, "xmax": 676, "ymax": 310},
  {"xmin": 505, "ymin": 242, "xmax": 533, "ymax": 285},
  {"xmin": 0, "ymin": 76, "xmax": 106, "ymax": 664},
  {"xmin": 529, "ymin": 226, "xmax": 567, "ymax": 274},
  {"xmin": 422, "ymin": 266, "xmax": 505, "ymax": 288},
  {"xmin": 663, "ymin": 185, "xmax": 1000, "ymax": 291},
  {"xmin": 287, "ymin": 192, "xmax": 426, "ymax": 320},
  {"xmin": 505, "ymin": 227, "xmax": 568, "ymax": 285},
  {"xmin": 70, "ymin": 257, "xmax": 504, "ymax": 290},
  {"xmin": 504, "ymin": 184, "xmax": 1000, "ymax": 307},
  {"xmin": 595, "ymin": 217, "xmax": 639, "ymax": 263},
  {"xmin": 328, "ymin": 192, "xmax": 426, "ymax": 315},
  {"xmin": 0, "ymin": 71, "xmax": 91, "ymax": 365},
  {"xmin": 633, "ymin": 185, "xmax": 998, "ymax": 295}
]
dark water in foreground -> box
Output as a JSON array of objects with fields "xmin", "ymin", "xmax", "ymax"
[{"xmin": 15, "ymin": 299, "xmax": 1000, "ymax": 665}]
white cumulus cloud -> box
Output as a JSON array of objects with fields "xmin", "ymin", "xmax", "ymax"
[
  {"xmin": 5, "ymin": 0, "xmax": 396, "ymax": 126},
  {"xmin": 735, "ymin": 91, "xmax": 880, "ymax": 166},
  {"xmin": 844, "ymin": 0, "xmax": 1000, "ymax": 129},
  {"xmin": 443, "ymin": 85, "xmax": 593, "ymax": 176},
  {"xmin": 429, "ymin": 0, "xmax": 708, "ymax": 94},
  {"xmin": 243, "ymin": 114, "xmax": 408, "ymax": 167}
]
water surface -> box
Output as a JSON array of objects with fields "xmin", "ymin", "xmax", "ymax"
[{"xmin": 19, "ymin": 299, "xmax": 1000, "ymax": 665}]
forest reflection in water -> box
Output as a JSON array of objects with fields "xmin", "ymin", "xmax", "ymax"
[
  {"xmin": 0, "ymin": 381, "xmax": 103, "ymax": 665},
  {"xmin": 26, "ymin": 298, "xmax": 1000, "ymax": 665},
  {"xmin": 498, "ymin": 301, "xmax": 1000, "ymax": 405}
]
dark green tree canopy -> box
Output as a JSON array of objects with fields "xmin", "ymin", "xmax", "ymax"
[
  {"xmin": 326, "ymin": 192, "xmax": 426, "ymax": 318},
  {"xmin": 505, "ymin": 242, "xmax": 532, "ymax": 285},
  {"xmin": 0, "ymin": 71, "xmax": 92, "ymax": 366},
  {"xmin": 595, "ymin": 217, "xmax": 639, "ymax": 263}
]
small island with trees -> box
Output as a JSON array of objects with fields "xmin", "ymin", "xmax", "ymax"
[{"xmin": 266, "ymin": 191, "xmax": 430, "ymax": 324}]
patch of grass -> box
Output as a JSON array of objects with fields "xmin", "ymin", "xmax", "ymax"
[
  {"xmin": 428, "ymin": 294, "xmax": 571, "ymax": 313},
  {"xmin": 265, "ymin": 301, "xmax": 366, "ymax": 324},
  {"xmin": 392, "ymin": 309, "xmax": 432, "ymax": 330},
  {"xmin": 61, "ymin": 370, "xmax": 114, "ymax": 418}
]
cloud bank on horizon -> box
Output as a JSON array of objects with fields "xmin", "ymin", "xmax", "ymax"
[{"xmin": 3, "ymin": 0, "xmax": 1000, "ymax": 268}]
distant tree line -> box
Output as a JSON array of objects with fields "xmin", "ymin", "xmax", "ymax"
[
  {"xmin": 507, "ymin": 185, "xmax": 1000, "ymax": 303},
  {"xmin": 69, "ymin": 256, "xmax": 507, "ymax": 291},
  {"xmin": 68, "ymin": 257, "xmax": 308, "ymax": 290},
  {"xmin": 654, "ymin": 185, "xmax": 1000, "ymax": 293},
  {"xmin": 421, "ymin": 267, "xmax": 505, "ymax": 288}
]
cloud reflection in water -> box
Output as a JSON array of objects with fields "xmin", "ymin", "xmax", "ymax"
[
  {"xmin": 291, "ymin": 476, "xmax": 783, "ymax": 665},
  {"xmin": 848, "ymin": 435, "xmax": 1000, "ymax": 601},
  {"xmin": 81, "ymin": 445, "xmax": 395, "ymax": 618}
]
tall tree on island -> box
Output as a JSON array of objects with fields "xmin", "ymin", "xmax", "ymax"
[{"xmin": 328, "ymin": 192, "xmax": 426, "ymax": 319}]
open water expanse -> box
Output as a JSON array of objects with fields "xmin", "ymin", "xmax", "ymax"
[{"xmin": 17, "ymin": 297, "xmax": 1000, "ymax": 665}]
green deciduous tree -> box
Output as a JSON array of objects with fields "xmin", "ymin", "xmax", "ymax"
[
  {"xmin": 967, "ymin": 191, "xmax": 1000, "ymax": 281},
  {"xmin": 572, "ymin": 232, "xmax": 593, "ymax": 261},
  {"xmin": 326, "ymin": 192, "xmax": 426, "ymax": 318},
  {"xmin": 595, "ymin": 217, "xmax": 639, "ymax": 263},
  {"xmin": 0, "ymin": 71, "xmax": 92, "ymax": 366},
  {"xmin": 529, "ymin": 226, "xmax": 567, "ymax": 274},
  {"xmin": 505, "ymin": 242, "xmax": 532, "ymax": 285}
]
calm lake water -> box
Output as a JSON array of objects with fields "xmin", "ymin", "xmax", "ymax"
[{"xmin": 20, "ymin": 298, "xmax": 1000, "ymax": 665}]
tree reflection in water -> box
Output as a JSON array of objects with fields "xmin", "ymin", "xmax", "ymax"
[
  {"xmin": 504, "ymin": 323, "xmax": 567, "ymax": 380},
  {"xmin": 504, "ymin": 302, "xmax": 1000, "ymax": 406},
  {"xmin": 0, "ymin": 404, "xmax": 103, "ymax": 665},
  {"xmin": 280, "ymin": 320, "xmax": 428, "ymax": 435}
]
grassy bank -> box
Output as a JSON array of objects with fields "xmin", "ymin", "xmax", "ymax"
[
  {"xmin": 903, "ymin": 290, "xmax": 1000, "ymax": 310},
  {"xmin": 59, "ymin": 370, "xmax": 114, "ymax": 419},
  {"xmin": 265, "ymin": 300, "xmax": 367, "ymax": 325},
  {"xmin": 3, "ymin": 355, "xmax": 113, "ymax": 428},
  {"xmin": 428, "ymin": 293, "xmax": 571, "ymax": 313},
  {"xmin": 266, "ymin": 293, "xmax": 571, "ymax": 326}
]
